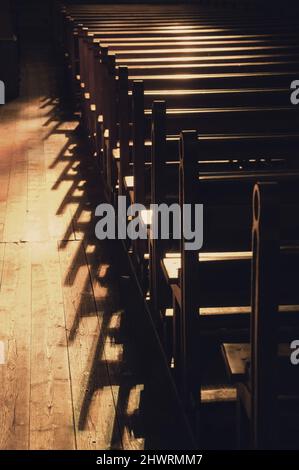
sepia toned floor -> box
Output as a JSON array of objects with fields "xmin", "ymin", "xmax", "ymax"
[{"xmin": 0, "ymin": 43, "xmax": 192, "ymax": 450}]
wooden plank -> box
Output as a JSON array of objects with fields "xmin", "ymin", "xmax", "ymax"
[
  {"xmin": 101, "ymin": 312, "xmax": 145, "ymax": 450},
  {"xmin": 44, "ymin": 134, "xmax": 77, "ymax": 241},
  {"xmin": 78, "ymin": 192, "xmax": 195, "ymax": 449},
  {"xmin": 0, "ymin": 146, "xmax": 12, "ymax": 229},
  {"xmin": 25, "ymin": 132, "xmax": 75, "ymax": 243},
  {"xmin": 46, "ymin": 177, "xmax": 76, "ymax": 242},
  {"xmin": 0, "ymin": 243, "xmax": 31, "ymax": 449},
  {"xmin": 222, "ymin": 343, "xmax": 292, "ymax": 382},
  {"xmin": 29, "ymin": 241, "xmax": 75, "ymax": 450},
  {"xmin": 0, "ymin": 242, "xmax": 5, "ymax": 290},
  {"xmin": 69, "ymin": 185, "xmax": 100, "ymax": 243},
  {"xmin": 71, "ymin": 204, "xmax": 94, "ymax": 242},
  {"xmin": 2, "ymin": 109, "xmax": 28, "ymax": 243},
  {"xmin": 24, "ymin": 139, "xmax": 48, "ymax": 242},
  {"xmin": 115, "ymin": 266, "xmax": 196, "ymax": 450},
  {"xmin": 201, "ymin": 387, "xmax": 237, "ymax": 403},
  {"xmin": 0, "ymin": 51, "xmax": 77, "ymax": 243},
  {"xmin": 58, "ymin": 239, "xmax": 121, "ymax": 450},
  {"xmin": 0, "ymin": 102, "xmax": 16, "ymax": 238},
  {"xmin": 85, "ymin": 240, "xmax": 153, "ymax": 450}
]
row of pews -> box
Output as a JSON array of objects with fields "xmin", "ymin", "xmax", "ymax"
[{"xmin": 59, "ymin": 2, "xmax": 299, "ymax": 449}]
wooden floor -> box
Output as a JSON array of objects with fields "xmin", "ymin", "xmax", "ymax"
[{"xmin": 0, "ymin": 44, "xmax": 192, "ymax": 450}]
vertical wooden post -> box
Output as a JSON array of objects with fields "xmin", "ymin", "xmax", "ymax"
[
  {"xmin": 106, "ymin": 54, "xmax": 117, "ymax": 197},
  {"xmin": 87, "ymin": 37, "xmax": 96, "ymax": 107},
  {"xmin": 86, "ymin": 36, "xmax": 96, "ymax": 148},
  {"xmin": 67, "ymin": 18, "xmax": 76, "ymax": 80},
  {"xmin": 118, "ymin": 67, "xmax": 130, "ymax": 196},
  {"xmin": 179, "ymin": 131, "xmax": 201, "ymax": 434},
  {"xmin": 151, "ymin": 101, "xmax": 166, "ymax": 207},
  {"xmin": 150, "ymin": 101, "xmax": 166, "ymax": 328},
  {"xmin": 132, "ymin": 80, "xmax": 145, "ymax": 206},
  {"xmin": 131, "ymin": 81, "xmax": 145, "ymax": 270},
  {"xmin": 251, "ymin": 182, "xmax": 279, "ymax": 449},
  {"xmin": 82, "ymin": 30, "xmax": 90, "ymax": 94},
  {"xmin": 77, "ymin": 27, "xmax": 89, "ymax": 134},
  {"xmin": 94, "ymin": 47, "xmax": 108, "ymax": 162}
]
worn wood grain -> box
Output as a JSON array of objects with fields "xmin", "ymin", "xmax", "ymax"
[
  {"xmin": 58, "ymin": 239, "xmax": 121, "ymax": 450},
  {"xmin": 29, "ymin": 241, "xmax": 75, "ymax": 450},
  {"xmin": 0, "ymin": 243, "xmax": 31, "ymax": 449}
]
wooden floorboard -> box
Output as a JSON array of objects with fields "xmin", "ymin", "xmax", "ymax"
[
  {"xmin": 0, "ymin": 243, "xmax": 31, "ymax": 449},
  {"xmin": 0, "ymin": 42, "xmax": 193, "ymax": 450},
  {"xmin": 58, "ymin": 239, "xmax": 121, "ymax": 450},
  {"xmin": 0, "ymin": 48, "xmax": 80, "ymax": 449},
  {"xmin": 0, "ymin": 243, "xmax": 5, "ymax": 287},
  {"xmin": 45, "ymin": 127, "xmax": 78, "ymax": 242},
  {"xmin": 85, "ymin": 239, "xmax": 146, "ymax": 450},
  {"xmin": 0, "ymin": 142, "xmax": 12, "ymax": 232},
  {"xmin": 30, "ymin": 241, "xmax": 75, "ymax": 450},
  {"xmin": 2, "ymin": 142, "xmax": 28, "ymax": 243}
]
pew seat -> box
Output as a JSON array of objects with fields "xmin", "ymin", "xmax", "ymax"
[
  {"xmin": 201, "ymin": 386, "xmax": 237, "ymax": 403},
  {"xmin": 222, "ymin": 343, "xmax": 294, "ymax": 383},
  {"xmin": 161, "ymin": 251, "xmax": 252, "ymax": 283}
]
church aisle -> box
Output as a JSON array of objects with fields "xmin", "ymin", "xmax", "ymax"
[{"xmin": 0, "ymin": 44, "xmax": 190, "ymax": 450}]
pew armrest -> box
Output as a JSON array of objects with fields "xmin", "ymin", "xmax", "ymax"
[
  {"xmin": 221, "ymin": 343, "xmax": 250, "ymax": 383},
  {"xmin": 124, "ymin": 175, "xmax": 134, "ymax": 190},
  {"xmin": 222, "ymin": 342, "xmax": 293, "ymax": 384},
  {"xmin": 113, "ymin": 148, "xmax": 120, "ymax": 160}
]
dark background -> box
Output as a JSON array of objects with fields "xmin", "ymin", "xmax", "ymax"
[
  {"xmin": 2, "ymin": 0, "xmax": 299, "ymax": 43},
  {"xmin": 1, "ymin": 0, "xmax": 299, "ymax": 55}
]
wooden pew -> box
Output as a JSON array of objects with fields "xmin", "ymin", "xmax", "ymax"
[
  {"xmin": 222, "ymin": 182, "xmax": 299, "ymax": 449},
  {"xmin": 115, "ymin": 75, "xmax": 294, "ymax": 189},
  {"xmin": 61, "ymin": 5, "xmax": 299, "ymax": 292},
  {"xmin": 60, "ymin": 2, "xmax": 299, "ymax": 448},
  {"xmin": 61, "ymin": 8, "xmax": 299, "ymax": 169},
  {"xmin": 63, "ymin": 8, "xmax": 299, "ymax": 164},
  {"xmin": 85, "ymin": 18, "xmax": 296, "ymax": 184},
  {"xmin": 117, "ymin": 71, "xmax": 294, "ymax": 197},
  {"xmin": 115, "ymin": 81, "xmax": 298, "ymax": 219},
  {"xmin": 77, "ymin": 25, "xmax": 299, "ymax": 112},
  {"xmin": 102, "ymin": 67, "xmax": 299, "ymax": 197},
  {"xmin": 119, "ymin": 86, "xmax": 298, "ymax": 207},
  {"xmin": 95, "ymin": 58, "xmax": 294, "ymax": 278},
  {"xmin": 168, "ymin": 132, "xmax": 299, "ymax": 441},
  {"xmin": 150, "ymin": 126, "xmax": 299, "ymax": 341}
]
